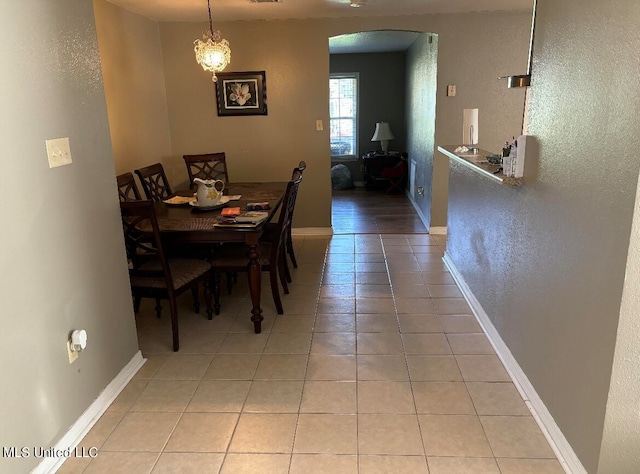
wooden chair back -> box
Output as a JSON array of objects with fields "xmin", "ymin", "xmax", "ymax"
[
  {"xmin": 134, "ymin": 163, "xmax": 173, "ymax": 202},
  {"xmin": 119, "ymin": 200, "xmax": 172, "ymax": 285},
  {"xmin": 292, "ymin": 160, "xmax": 306, "ymax": 178},
  {"xmin": 272, "ymin": 170, "xmax": 303, "ymax": 254},
  {"xmin": 183, "ymin": 153, "xmax": 229, "ymax": 186},
  {"xmin": 116, "ymin": 172, "xmax": 142, "ymax": 202}
]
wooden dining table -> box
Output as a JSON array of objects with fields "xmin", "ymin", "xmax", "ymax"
[{"xmin": 154, "ymin": 181, "xmax": 288, "ymax": 333}]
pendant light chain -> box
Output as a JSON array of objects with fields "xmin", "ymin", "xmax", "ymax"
[
  {"xmin": 207, "ymin": 0, "xmax": 214, "ymax": 35},
  {"xmin": 194, "ymin": 0, "xmax": 231, "ymax": 82}
]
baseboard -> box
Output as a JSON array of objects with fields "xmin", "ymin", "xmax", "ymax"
[
  {"xmin": 292, "ymin": 227, "xmax": 333, "ymax": 236},
  {"xmin": 34, "ymin": 351, "xmax": 146, "ymax": 474},
  {"xmin": 443, "ymin": 253, "xmax": 586, "ymax": 474},
  {"xmin": 429, "ymin": 226, "xmax": 447, "ymax": 235},
  {"xmin": 406, "ymin": 190, "xmax": 430, "ymax": 231}
]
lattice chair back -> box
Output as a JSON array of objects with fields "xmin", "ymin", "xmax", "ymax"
[
  {"xmin": 119, "ymin": 200, "xmax": 172, "ymax": 285},
  {"xmin": 134, "ymin": 163, "xmax": 173, "ymax": 202},
  {"xmin": 183, "ymin": 153, "xmax": 229, "ymax": 187},
  {"xmin": 116, "ymin": 172, "xmax": 142, "ymax": 202}
]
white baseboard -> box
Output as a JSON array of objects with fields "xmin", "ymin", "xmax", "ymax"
[
  {"xmin": 34, "ymin": 351, "xmax": 146, "ymax": 474},
  {"xmin": 292, "ymin": 227, "xmax": 333, "ymax": 236},
  {"xmin": 406, "ymin": 190, "xmax": 430, "ymax": 231},
  {"xmin": 429, "ymin": 226, "xmax": 447, "ymax": 235},
  {"xmin": 443, "ymin": 253, "xmax": 586, "ymax": 474}
]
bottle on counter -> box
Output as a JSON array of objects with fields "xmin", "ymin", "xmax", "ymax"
[{"xmin": 502, "ymin": 141, "xmax": 512, "ymax": 176}]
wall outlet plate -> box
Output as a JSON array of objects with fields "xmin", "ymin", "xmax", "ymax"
[
  {"xmin": 46, "ymin": 137, "xmax": 72, "ymax": 168},
  {"xmin": 446, "ymin": 85, "xmax": 456, "ymax": 97},
  {"xmin": 66, "ymin": 340, "xmax": 79, "ymax": 364}
]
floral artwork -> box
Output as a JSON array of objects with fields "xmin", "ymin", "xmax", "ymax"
[
  {"xmin": 215, "ymin": 71, "xmax": 267, "ymax": 116},
  {"xmin": 228, "ymin": 82, "xmax": 252, "ymax": 106}
]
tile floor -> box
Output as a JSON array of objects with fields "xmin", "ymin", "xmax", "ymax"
[{"xmin": 60, "ymin": 234, "xmax": 565, "ymax": 473}]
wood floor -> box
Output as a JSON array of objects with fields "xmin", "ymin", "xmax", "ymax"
[{"xmin": 331, "ymin": 187, "xmax": 428, "ymax": 234}]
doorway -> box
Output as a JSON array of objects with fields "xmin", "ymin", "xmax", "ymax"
[{"xmin": 328, "ymin": 30, "xmax": 436, "ymax": 233}]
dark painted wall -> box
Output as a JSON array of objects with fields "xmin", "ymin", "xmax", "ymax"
[{"xmin": 330, "ymin": 52, "xmax": 407, "ymax": 183}]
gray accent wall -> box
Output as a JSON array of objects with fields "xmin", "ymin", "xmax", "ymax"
[
  {"xmin": 331, "ymin": 52, "xmax": 408, "ymax": 158},
  {"xmin": 406, "ymin": 34, "xmax": 438, "ymax": 228},
  {"xmin": 445, "ymin": 0, "xmax": 640, "ymax": 471},
  {"xmin": 0, "ymin": 1, "xmax": 139, "ymax": 472},
  {"xmin": 330, "ymin": 51, "xmax": 408, "ymax": 185}
]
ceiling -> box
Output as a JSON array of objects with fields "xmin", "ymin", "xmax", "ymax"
[
  {"xmin": 105, "ymin": 0, "xmax": 531, "ymax": 23},
  {"xmin": 329, "ymin": 31, "xmax": 422, "ymax": 54}
]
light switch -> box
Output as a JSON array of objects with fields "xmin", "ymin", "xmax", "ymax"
[
  {"xmin": 46, "ymin": 137, "xmax": 72, "ymax": 168},
  {"xmin": 315, "ymin": 120, "xmax": 323, "ymax": 131},
  {"xmin": 446, "ymin": 85, "xmax": 456, "ymax": 97}
]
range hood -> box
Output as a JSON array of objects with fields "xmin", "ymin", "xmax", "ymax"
[{"xmin": 501, "ymin": 0, "xmax": 537, "ymax": 88}]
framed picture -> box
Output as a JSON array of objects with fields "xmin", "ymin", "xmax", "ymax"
[{"xmin": 215, "ymin": 71, "xmax": 268, "ymax": 116}]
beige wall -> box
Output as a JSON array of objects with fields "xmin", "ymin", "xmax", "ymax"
[
  {"xmin": 158, "ymin": 12, "xmax": 529, "ymax": 229},
  {"xmin": 159, "ymin": 20, "xmax": 333, "ymax": 229},
  {"xmin": 94, "ymin": 0, "xmax": 172, "ymax": 177},
  {"xmin": 0, "ymin": 1, "xmax": 139, "ymax": 471},
  {"xmin": 445, "ymin": 0, "xmax": 640, "ymax": 471},
  {"xmin": 599, "ymin": 169, "xmax": 640, "ymax": 472}
]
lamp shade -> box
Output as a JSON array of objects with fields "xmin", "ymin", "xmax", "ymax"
[{"xmin": 371, "ymin": 122, "xmax": 394, "ymax": 142}]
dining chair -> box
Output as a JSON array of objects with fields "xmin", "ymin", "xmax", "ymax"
[
  {"xmin": 116, "ymin": 172, "xmax": 142, "ymax": 202},
  {"xmin": 263, "ymin": 161, "xmax": 307, "ymax": 285},
  {"xmin": 120, "ymin": 200, "xmax": 212, "ymax": 351},
  {"xmin": 183, "ymin": 152, "xmax": 229, "ymax": 186},
  {"xmin": 285, "ymin": 160, "xmax": 306, "ymax": 270},
  {"xmin": 183, "ymin": 152, "xmax": 235, "ymax": 289},
  {"xmin": 209, "ymin": 170, "xmax": 304, "ymax": 315},
  {"xmin": 134, "ymin": 163, "xmax": 173, "ymax": 202}
]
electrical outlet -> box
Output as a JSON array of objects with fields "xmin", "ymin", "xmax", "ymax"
[
  {"xmin": 315, "ymin": 120, "xmax": 323, "ymax": 131},
  {"xmin": 446, "ymin": 85, "xmax": 456, "ymax": 97},
  {"xmin": 66, "ymin": 340, "xmax": 79, "ymax": 364},
  {"xmin": 46, "ymin": 137, "xmax": 72, "ymax": 168}
]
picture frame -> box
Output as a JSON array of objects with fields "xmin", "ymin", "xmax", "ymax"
[{"xmin": 215, "ymin": 71, "xmax": 268, "ymax": 116}]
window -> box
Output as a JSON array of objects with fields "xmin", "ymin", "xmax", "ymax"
[{"xmin": 329, "ymin": 73, "xmax": 358, "ymax": 158}]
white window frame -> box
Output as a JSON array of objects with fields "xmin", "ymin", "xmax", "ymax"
[{"xmin": 329, "ymin": 73, "xmax": 359, "ymax": 161}]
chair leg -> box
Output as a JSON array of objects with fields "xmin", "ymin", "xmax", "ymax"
[
  {"xmin": 191, "ymin": 286, "xmax": 200, "ymax": 313},
  {"xmin": 282, "ymin": 239, "xmax": 292, "ymax": 283},
  {"xmin": 286, "ymin": 228, "xmax": 298, "ymax": 268},
  {"xmin": 283, "ymin": 252, "xmax": 292, "ymax": 284},
  {"xmin": 203, "ymin": 280, "xmax": 213, "ymax": 320},
  {"xmin": 226, "ymin": 272, "xmax": 234, "ymax": 294},
  {"xmin": 269, "ymin": 265, "xmax": 284, "ymax": 314},
  {"xmin": 278, "ymin": 253, "xmax": 289, "ymax": 295},
  {"xmin": 154, "ymin": 298, "xmax": 162, "ymax": 318},
  {"xmin": 168, "ymin": 295, "xmax": 179, "ymax": 352},
  {"xmin": 212, "ymin": 272, "xmax": 222, "ymax": 315}
]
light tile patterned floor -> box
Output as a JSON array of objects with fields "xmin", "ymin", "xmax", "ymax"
[{"xmin": 60, "ymin": 234, "xmax": 565, "ymax": 474}]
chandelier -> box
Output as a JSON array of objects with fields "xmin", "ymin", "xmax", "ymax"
[{"xmin": 194, "ymin": 0, "xmax": 231, "ymax": 82}]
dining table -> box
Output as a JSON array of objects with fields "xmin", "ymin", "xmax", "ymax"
[{"xmin": 154, "ymin": 181, "xmax": 288, "ymax": 333}]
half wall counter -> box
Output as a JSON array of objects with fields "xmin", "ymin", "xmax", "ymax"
[{"xmin": 437, "ymin": 146, "xmax": 523, "ymax": 187}]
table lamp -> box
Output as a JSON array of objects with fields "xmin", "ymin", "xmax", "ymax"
[{"xmin": 371, "ymin": 121, "xmax": 394, "ymax": 153}]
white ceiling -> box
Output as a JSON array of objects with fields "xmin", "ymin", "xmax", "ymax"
[
  {"xmin": 329, "ymin": 31, "xmax": 422, "ymax": 54},
  {"xmin": 105, "ymin": 0, "xmax": 531, "ymax": 23}
]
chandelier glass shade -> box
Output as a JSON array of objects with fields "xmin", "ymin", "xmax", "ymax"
[{"xmin": 194, "ymin": 0, "xmax": 230, "ymax": 82}]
